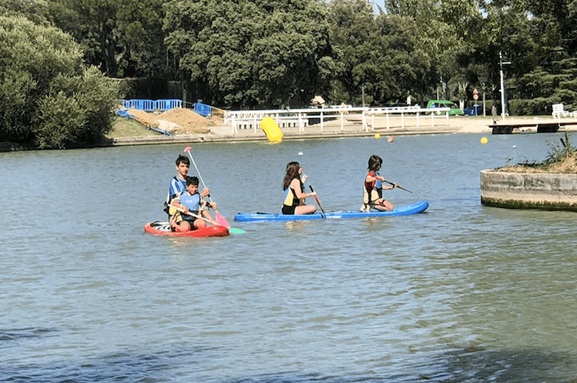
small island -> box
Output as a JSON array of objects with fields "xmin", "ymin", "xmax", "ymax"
[{"xmin": 480, "ymin": 133, "xmax": 577, "ymax": 211}]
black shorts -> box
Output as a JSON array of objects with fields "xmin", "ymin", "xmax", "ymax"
[
  {"xmin": 176, "ymin": 211, "xmax": 200, "ymax": 224},
  {"xmin": 282, "ymin": 205, "xmax": 296, "ymax": 215}
]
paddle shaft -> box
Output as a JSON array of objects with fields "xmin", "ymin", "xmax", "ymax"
[
  {"xmin": 184, "ymin": 149, "xmax": 217, "ymax": 204},
  {"xmin": 184, "ymin": 149, "xmax": 214, "ymax": 202},
  {"xmin": 307, "ymin": 184, "xmax": 326, "ymax": 215},
  {"xmin": 184, "ymin": 148, "xmax": 231, "ymax": 228},
  {"xmin": 184, "ymin": 150, "xmax": 209, "ymax": 194},
  {"xmin": 170, "ymin": 204, "xmax": 213, "ymax": 225},
  {"xmin": 382, "ymin": 179, "xmax": 412, "ymax": 193}
]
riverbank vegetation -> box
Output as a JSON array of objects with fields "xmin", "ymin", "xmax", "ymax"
[
  {"xmin": 0, "ymin": 14, "xmax": 120, "ymax": 149},
  {"xmin": 500, "ymin": 133, "xmax": 577, "ymax": 174},
  {"xmin": 3, "ymin": 0, "xmax": 577, "ymax": 148}
]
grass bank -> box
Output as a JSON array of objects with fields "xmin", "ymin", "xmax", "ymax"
[{"xmin": 107, "ymin": 117, "xmax": 158, "ymax": 139}]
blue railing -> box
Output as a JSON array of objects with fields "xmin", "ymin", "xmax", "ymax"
[
  {"xmin": 193, "ymin": 102, "xmax": 212, "ymax": 117},
  {"xmin": 119, "ymin": 99, "xmax": 213, "ymax": 119},
  {"xmin": 121, "ymin": 99, "xmax": 182, "ymax": 111}
]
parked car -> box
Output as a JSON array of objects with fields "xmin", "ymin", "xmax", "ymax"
[{"xmin": 426, "ymin": 100, "xmax": 464, "ymax": 116}]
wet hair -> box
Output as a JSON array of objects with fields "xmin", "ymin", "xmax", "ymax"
[
  {"xmin": 176, "ymin": 155, "xmax": 190, "ymax": 166},
  {"xmin": 185, "ymin": 176, "xmax": 200, "ymax": 186},
  {"xmin": 368, "ymin": 155, "xmax": 383, "ymax": 171},
  {"xmin": 283, "ymin": 161, "xmax": 301, "ymax": 190}
]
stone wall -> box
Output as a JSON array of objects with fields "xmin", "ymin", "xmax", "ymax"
[{"xmin": 480, "ymin": 169, "xmax": 577, "ymax": 211}]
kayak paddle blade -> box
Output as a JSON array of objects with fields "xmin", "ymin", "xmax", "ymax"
[{"xmin": 215, "ymin": 212, "xmax": 231, "ymax": 228}]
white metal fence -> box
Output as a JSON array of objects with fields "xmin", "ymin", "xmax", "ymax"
[{"xmin": 223, "ymin": 106, "xmax": 451, "ymax": 135}]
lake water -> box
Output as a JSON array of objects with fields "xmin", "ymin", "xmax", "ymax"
[{"xmin": 1, "ymin": 133, "xmax": 576, "ymax": 382}]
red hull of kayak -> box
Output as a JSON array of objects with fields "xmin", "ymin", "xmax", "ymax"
[{"xmin": 144, "ymin": 221, "xmax": 230, "ymax": 237}]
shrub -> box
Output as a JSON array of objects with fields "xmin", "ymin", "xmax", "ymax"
[
  {"xmin": 508, "ymin": 98, "xmax": 551, "ymax": 116},
  {"xmin": 0, "ymin": 16, "xmax": 121, "ymax": 148},
  {"xmin": 34, "ymin": 92, "xmax": 85, "ymax": 149}
]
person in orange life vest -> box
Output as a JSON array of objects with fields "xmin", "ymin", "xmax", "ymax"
[
  {"xmin": 362, "ymin": 154, "xmax": 396, "ymax": 212},
  {"xmin": 171, "ymin": 176, "xmax": 216, "ymax": 232},
  {"xmin": 281, "ymin": 161, "xmax": 317, "ymax": 215}
]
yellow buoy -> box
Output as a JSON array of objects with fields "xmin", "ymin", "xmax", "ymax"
[
  {"xmin": 374, "ymin": 133, "xmax": 381, "ymax": 139},
  {"xmin": 260, "ymin": 117, "xmax": 283, "ymax": 143},
  {"xmin": 480, "ymin": 137, "xmax": 488, "ymax": 144}
]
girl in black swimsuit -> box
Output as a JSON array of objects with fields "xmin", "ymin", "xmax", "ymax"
[{"xmin": 281, "ymin": 161, "xmax": 317, "ymax": 215}]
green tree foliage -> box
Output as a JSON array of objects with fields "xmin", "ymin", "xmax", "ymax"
[
  {"xmin": 328, "ymin": 0, "xmax": 430, "ymax": 105},
  {"xmin": 372, "ymin": 14, "xmax": 431, "ymax": 104},
  {"xmin": 478, "ymin": 0, "xmax": 577, "ymax": 113},
  {"xmin": 0, "ymin": 16, "xmax": 83, "ymax": 143},
  {"xmin": 34, "ymin": 92, "xmax": 87, "ymax": 149},
  {"xmin": 327, "ymin": 0, "xmax": 378, "ymax": 105},
  {"xmin": 0, "ymin": 16, "xmax": 120, "ymax": 148},
  {"xmin": 34, "ymin": 68, "xmax": 121, "ymax": 148},
  {"xmin": 383, "ymin": 0, "xmax": 465, "ymax": 100},
  {"xmin": 0, "ymin": 0, "xmax": 51, "ymax": 24},
  {"xmin": 163, "ymin": 0, "xmax": 335, "ymax": 108},
  {"xmin": 7, "ymin": 0, "xmax": 577, "ymax": 117},
  {"xmin": 47, "ymin": 0, "xmax": 168, "ymax": 78}
]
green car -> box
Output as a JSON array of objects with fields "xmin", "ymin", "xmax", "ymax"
[{"xmin": 426, "ymin": 100, "xmax": 464, "ymax": 116}]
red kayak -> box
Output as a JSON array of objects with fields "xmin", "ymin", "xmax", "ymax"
[{"xmin": 144, "ymin": 221, "xmax": 230, "ymax": 238}]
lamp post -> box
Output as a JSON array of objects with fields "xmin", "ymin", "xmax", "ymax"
[
  {"xmin": 499, "ymin": 51, "xmax": 511, "ymax": 120},
  {"xmin": 361, "ymin": 75, "xmax": 366, "ymax": 108}
]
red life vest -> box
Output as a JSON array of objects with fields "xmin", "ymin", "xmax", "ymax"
[{"xmin": 365, "ymin": 171, "xmax": 376, "ymax": 192}]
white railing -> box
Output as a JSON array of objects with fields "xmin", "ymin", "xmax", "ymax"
[{"xmin": 223, "ymin": 106, "xmax": 451, "ymax": 135}]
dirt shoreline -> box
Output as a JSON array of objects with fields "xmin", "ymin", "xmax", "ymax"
[
  {"xmin": 109, "ymin": 116, "xmax": 498, "ymax": 146},
  {"xmin": 3, "ymin": 115, "xmax": 575, "ymax": 151},
  {"xmin": 110, "ymin": 115, "xmax": 577, "ymax": 146}
]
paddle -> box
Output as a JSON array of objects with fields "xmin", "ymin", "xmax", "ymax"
[
  {"xmin": 382, "ymin": 179, "xmax": 412, "ymax": 193},
  {"xmin": 170, "ymin": 204, "xmax": 246, "ymax": 235},
  {"xmin": 305, "ymin": 181, "xmax": 326, "ymax": 218},
  {"xmin": 183, "ymin": 146, "xmax": 231, "ymax": 228}
]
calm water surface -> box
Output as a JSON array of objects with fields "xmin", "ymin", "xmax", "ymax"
[{"xmin": 1, "ymin": 133, "xmax": 576, "ymax": 382}]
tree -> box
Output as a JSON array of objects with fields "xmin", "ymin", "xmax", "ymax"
[
  {"xmin": 383, "ymin": 0, "xmax": 466, "ymax": 101},
  {"xmin": 327, "ymin": 0, "xmax": 378, "ymax": 105},
  {"xmin": 0, "ymin": 16, "xmax": 120, "ymax": 148},
  {"xmin": 47, "ymin": 0, "xmax": 168, "ymax": 78},
  {"xmin": 0, "ymin": 0, "xmax": 51, "ymax": 25},
  {"xmin": 473, "ymin": 0, "xmax": 577, "ymax": 115},
  {"xmin": 372, "ymin": 14, "xmax": 431, "ymax": 104},
  {"xmin": 34, "ymin": 67, "xmax": 121, "ymax": 148},
  {"xmin": 164, "ymin": 0, "xmax": 335, "ymax": 108},
  {"xmin": 327, "ymin": 0, "xmax": 430, "ymax": 106}
]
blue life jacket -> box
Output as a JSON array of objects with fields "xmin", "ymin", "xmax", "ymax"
[{"xmin": 179, "ymin": 192, "xmax": 201, "ymax": 213}]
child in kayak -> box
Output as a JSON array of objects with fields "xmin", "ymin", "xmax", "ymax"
[
  {"xmin": 170, "ymin": 176, "xmax": 216, "ymax": 232},
  {"xmin": 166, "ymin": 155, "xmax": 210, "ymax": 228},
  {"xmin": 282, "ymin": 161, "xmax": 317, "ymax": 215},
  {"xmin": 362, "ymin": 154, "xmax": 396, "ymax": 211}
]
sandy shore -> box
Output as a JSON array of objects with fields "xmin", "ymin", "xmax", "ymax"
[
  {"xmin": 109, "ymin": 115, "xmax": 577, "ymax": 146},
  {"xmin": 111, "ymin": 115, "xmax": 496, "ymax": 146},
  {"xmin": 2, "ymin": 115, "xmax": 572, "ymax": 152}
]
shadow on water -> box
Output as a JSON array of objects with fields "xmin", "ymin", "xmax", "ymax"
[
  {"xmin": 431, "ymin": 347, "xmax": 576, "ymax": 383},
  {"xmin": 1, "ymin": 327, "xmax": 206, "ymax": 382},
  {"xmin": 1, "ymin": 327, "xmax": 575, "ymax": 383},
  {"xmin": 0, "ymin": 327, "xmax": 57, "ymax": 342}
]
